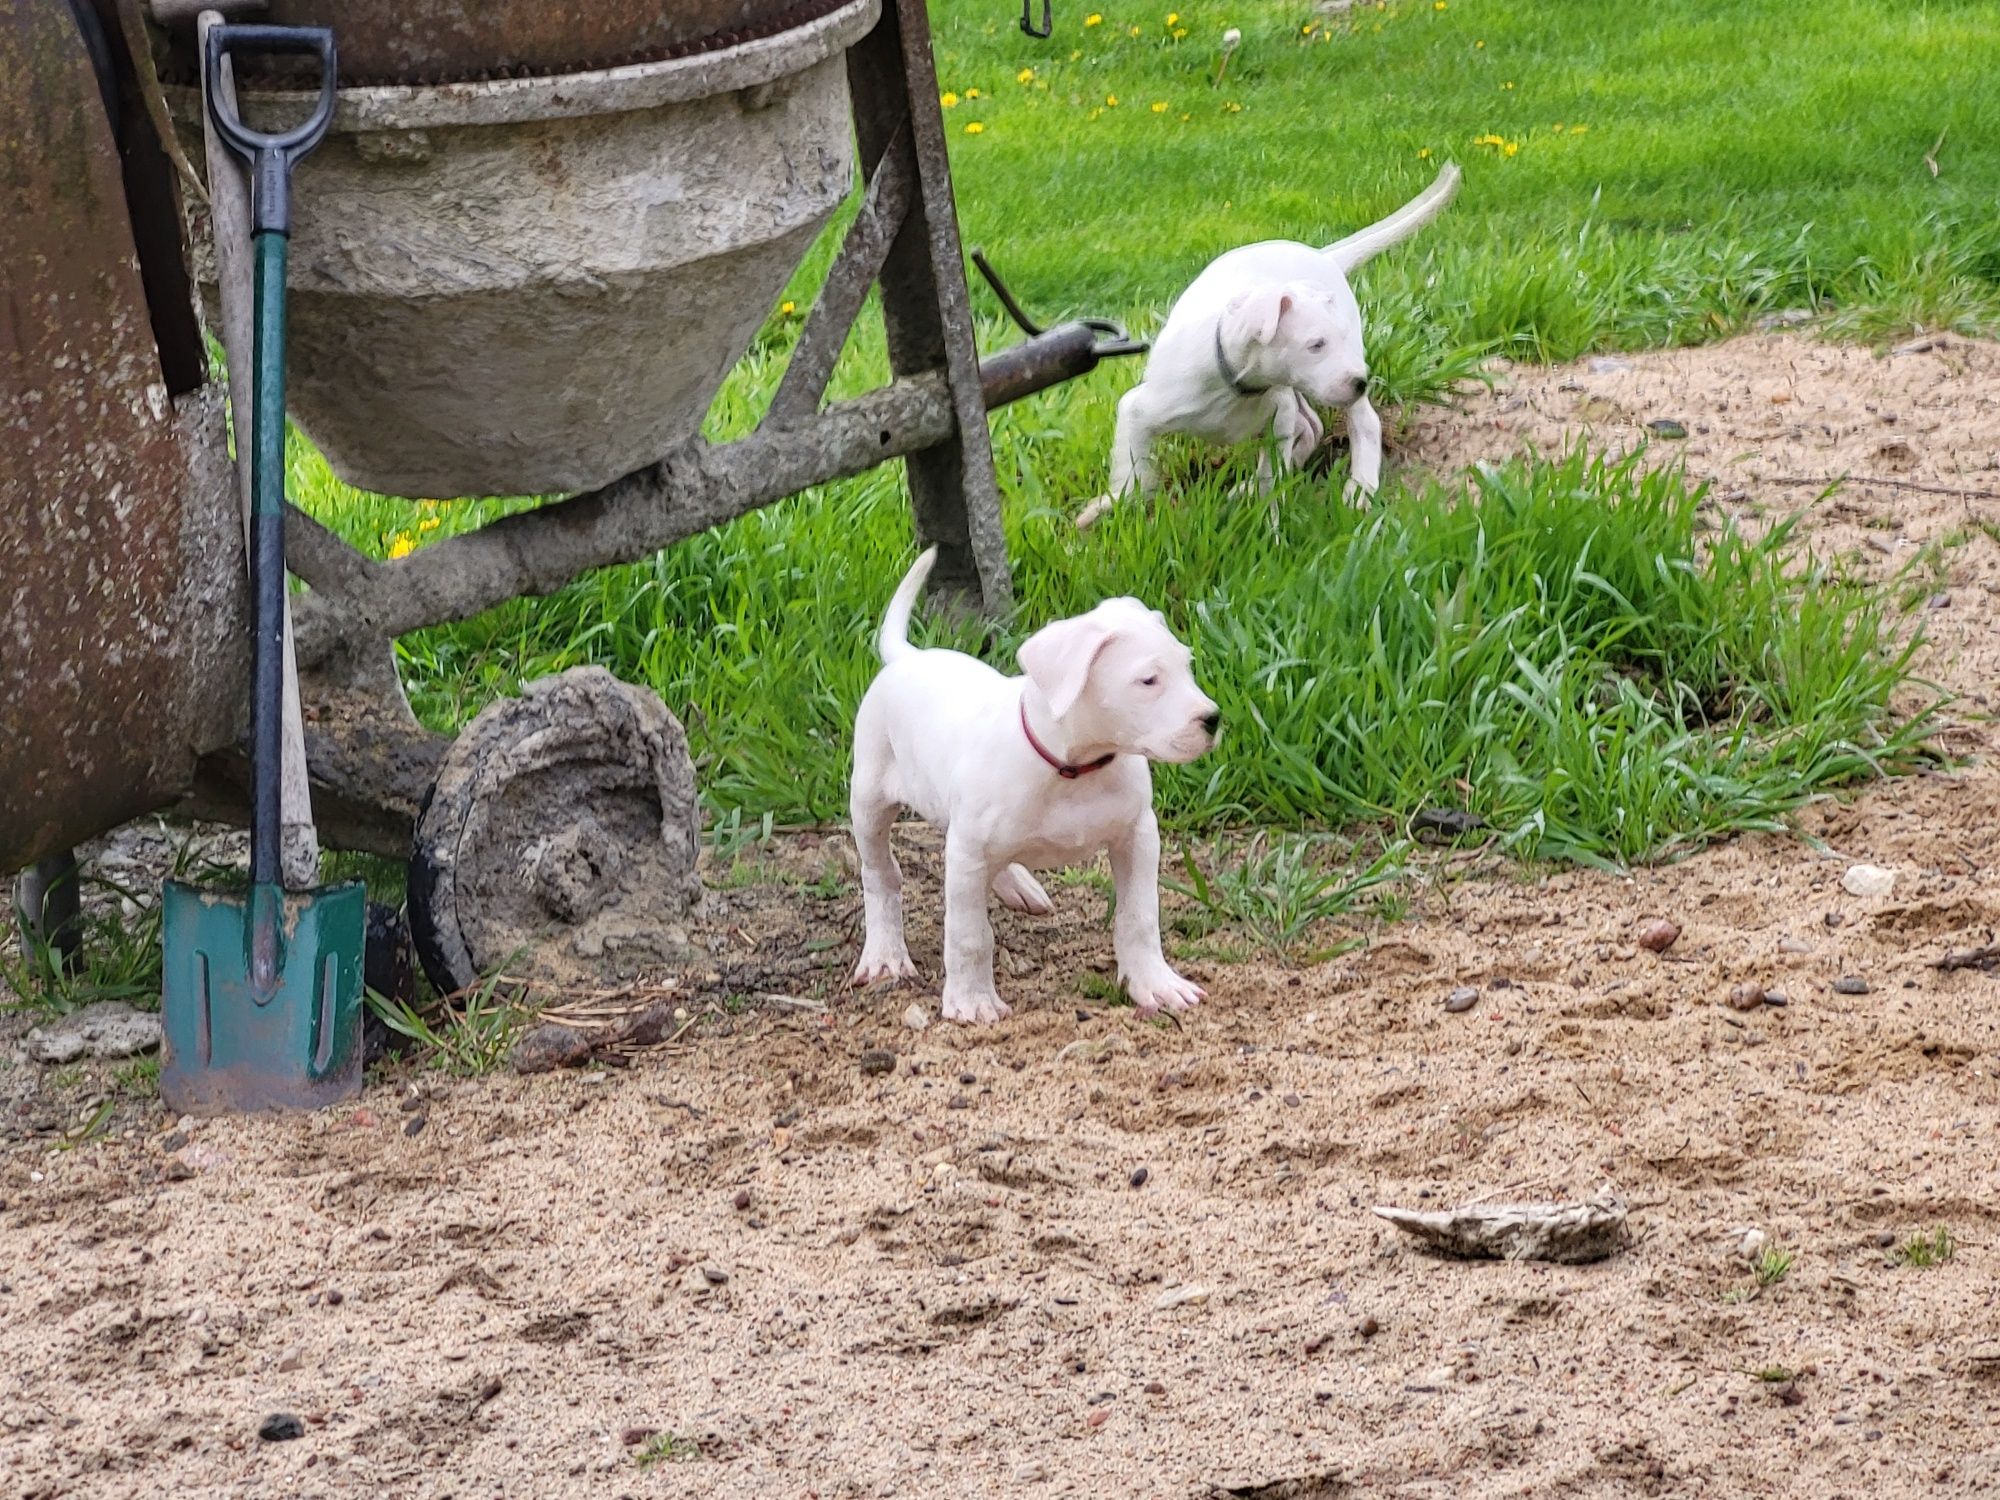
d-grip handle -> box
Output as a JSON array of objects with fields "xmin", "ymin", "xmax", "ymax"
[{"xmin": 202, "ymin": 24, "xmax": 337, "ymax": 237}]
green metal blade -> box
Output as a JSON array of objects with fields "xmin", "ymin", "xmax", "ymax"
[{"xmin": 160, "ymin": 879, "xmax": 366, "ymax": 1115}]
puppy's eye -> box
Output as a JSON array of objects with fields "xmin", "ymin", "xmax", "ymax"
[
  {"xmin": 1306, "ymin": 338, "xmax": 1328, "ymax": 353},
  {"xmin": 1140, "ymin": 674, "xmax": 1160, "ymax": 687}
]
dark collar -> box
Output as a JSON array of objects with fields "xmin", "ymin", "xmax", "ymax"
[
  {"xmin": 1214, "ymin": 317, "xmax": 1268, "ymax": 396},
  {"xmin": 1019, "ymin": 698, "xmax": 1116, "ymax": 779}
]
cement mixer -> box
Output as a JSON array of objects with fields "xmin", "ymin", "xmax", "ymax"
[{"xmin": 2, "ymin": 0, "xmax": 1138, "ymax": 995}]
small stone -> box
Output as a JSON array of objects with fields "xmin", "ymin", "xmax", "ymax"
[
  {"xmin": 1085, "ymin": 1408, "xmax": 1109, "ymax": 1428},
  {"xmin": 403, "ymin": 1115, "xmax": 427, "ymax": 1138},
  {"xmin": 324, "ymin": 1289, "xmax": 345, "ymax": 1307},
  {"xmin": 731, "ymin": 1189, "xmax": 752, "ymax": 1212},
  {"xmin": 1832, "ymin": 975, "xmax": 1870, "ymax": 995},
  {"xmin": 859, "ymin": 1049, "xmax": 896, "ymax": 1077},
  {"xmin": 1129, "ymin": 1167, "xmax": 1149, "ymax": 1189},
  {"xmin": 509, "ymin": 1023, "xmax": 594, "ymax": 1075},
  {"xmin": 1928, "ymin": 592, "xmax": 1952, "ymax": 611},
  {"xmin": 1443, "ymin": 986, "xmax": 1479, "ymax": 1014},
  {"xmin": 1762, "ymin": 990, "xmax": 1789, "ymax": 1007},
  {"xmin": 621, "ymin": 1426, "xmax": 658, "ymax": 1447},
  {"xmin": 1143, "ymin": 1380, "xmax": 1166, "ymax": 1396},
  {"xmin": 277, "ymin": 1347, "xmax": 303, "ymax": 1373},
  {"xmin": 164, "ymin": 1160, "xmax": 194, "ymax": 1182},
  {"xmin": 1015, "ymin": 1461, "xmax": 1052, "ymax": 1482},
  {"xmin": 947, "ymin": 1095, "xmax": 971, "ymax": 1110},
  {"xmin": 1840, "ymin": 864, "xmax": 1895, "ymax": 899},
  {"xmin": 1736, "ymin": 1228, "xmax": 1767, "ymax": 1262},
  {"xmin": 1726, "ymin": 983, "xmax": 1765, "ymax": 1011},
  {"xmin": 1776, "ymin": 936, "xmax": 1810, "ymax": 956},
  {"xmin": 1636, "ymin": 919, "xmax": 1680, "ymax": 953},
  {"xmin": 700, "ymin": 1264, "xmax": 729, "ymax": 1286},
  {"xmin": 161, "ymin": 1130, "xmax": 189, "ymax": 1153},
  {"xmin": 1358, "ymin": 1315, "xmax": 1380, "ymax": 1338},
  {"xmin": 397, "ymin": 1093, "xmax": 425, "ymax": 1114},
  {"xmin": 258, "ymin": 1413, "xmax": 306, "ymax": 1443},
  {"xmin": 1153, "ymin": 1284, "xmax": 1211, "ymax": 1311},
  {"xmin": 24, "ymin": 1002, "xmax": 162, "ymax": 1064},
  {"xmin": 1282, "ymin": 1092, "xmax": 1301, "ymax": 1107},
  {"xmin": 1824, "ymin": 911, "xmax": 1843, "ymax": 929},
  {"xmin": 1645, "ymin": 418, "xmax": 1688, "ymax": 439},
  {"xmin": 902, "ymin": 1004, "xmax": 930, "ymax": 1032},
  {"xmin": 1873, "ymin": 1230, "xmax": 1896, "ymax": 1249},
  {"xmin": 958, "ymin": 1072, "xmax": 976, "ymax": 1086}
]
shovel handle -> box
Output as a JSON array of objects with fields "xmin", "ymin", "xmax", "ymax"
[{"xmin": 203, "ymin": 23, "xmax": 336, "ymax": 236}]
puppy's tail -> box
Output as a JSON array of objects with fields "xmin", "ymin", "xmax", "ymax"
[
  {"xmin": 877, "ymin": 546, "xmax": 939, "ymax": 664},
  {"xmin": 1323, "ymin": 161, "xmax": 1461, "ymax": 272}
]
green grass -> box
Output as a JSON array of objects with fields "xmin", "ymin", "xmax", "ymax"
[
  {"xmin": 277, "ymin": 0, "xmax": 1984, "ymax": 874},
  {"xmin": 1168, "ymin": 832, "xmax": 1400, "ymax": 963},
  {"xmin": 1756, "ymin": 1245, "xmax": 1795, "ymax": 1287},
  {"xmin": 1893, "ymin": 1226, "xmax": 1956, "ymax": 1268}
]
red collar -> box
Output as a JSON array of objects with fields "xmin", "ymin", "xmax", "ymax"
[{"xmin": 1019, "ymin": 698, "xmax": 1116, "ymax": 779}]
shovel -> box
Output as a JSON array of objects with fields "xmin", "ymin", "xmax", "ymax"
[{"xmin": 161, "ymin": 23, "xmax": 363, "ymax": 1116}]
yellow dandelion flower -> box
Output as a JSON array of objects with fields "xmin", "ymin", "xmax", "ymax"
[
  {"xmin": 1418, "ymin": 146, "xmax": 1432, "ymax": 159},
  {"xmin": 418, "ymin": 515, "xmax": 441, "ymax": 533},
  {"xmin": 1502, "ymin": 80, "xmax": 1514, "ymax": 89},
  {"xmin": 966, "ymin": 87, "xmax": 981, "ymax": 99},
  {"xmin": 1085, "ymin": 11, "xmax": 1102, "ymax": 23},
  {"xmin": 1434, "ymin": 0, "xmax": 1446, "ymax": 9},
  {"xmin": 1551, "ymin": 122, "xmax": 1565, "ymax": 133},
  {"xmin": 964, "ymin": 121, "xmax": 985, "ymax": 134},
  {"xmin": 1224, "ymin": 100, "xmax": 1242, "ymax": 113},
  {"xmin": 1302, "ymin": 20, "xmax": 1317, "ymax": 33},
  {"xmin": 387, "ymin": 533, "xmax": 417, "ymax": 560},
  {"xmin": 940, "ymin": 91, "xmax": 959, "ymax": 107},
  {"xmin": 1070, "ymin": 48, "xmax": 1082, "ymax": 58},
  {"xmin": 1017, "ymin": 66, "xmax": 1035, "ymax": 83},
  {"xmin": 1475, "ymin": 38, "xmax": 1484, "ymax": 48},
  {"xmin": 1503, "ymin": 140, "xmax": 1519, "ymax": 157},
  {"xmin": 1151, "ymin": 100, "xmax": 1168, "ymax": 112},
  {"xmin": 1173, "ymin": 26, "xmax": 1188, "ymax": 38},
  {"xmin": 1570, "ymin": 123, "xmax": 1589, "ymax": 133},
  {"xmin": 1089, "ymin": 106, "xmax": 1103, "ymax": 119},
  {"xmin": 781, "ymin": 300, "xmax": 797, "ymax": 315},
  {"xmin": 1166, "ymin": 11, "xmax": 1179, "ymax": 24},
  {"xmin": 1106, "ymin": 93, "xmax": 1119, "ymax": 106},
  {"xmin": 1180, "ymin": 112, "xmax": 1191, "ymax": 121},
  {"xmin": 1129, "ymin": 24, "xmax": 1141, "ymax": 36}
]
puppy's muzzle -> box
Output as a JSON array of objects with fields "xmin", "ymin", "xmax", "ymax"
[{"xmin": 1201, "ymin": 710, "xmax": 1222, "ymax": 736}]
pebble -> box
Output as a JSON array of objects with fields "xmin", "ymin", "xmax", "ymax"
[
  {"xmin": 1824, "ymin": 911, "xmax": 1844, "ymax": 929},
  {"xmin": 1841, "ymin": 864, "xmax": 1895, "ymax": 899},
  {"xmin": 1143, "ymin": 1380, "xmax": 1166, "ymax": 1396},
  {"xmin": 1085, "ymin": 1408, "xmax": 1109, "ymax": 1428},
  {"xmin": 700, "ymin": 1264, "xmax": 729, "ymax": 1286},
  {"xmin": 1645, "ymin": 418, "xmax": 1689, "ymax": 439},
  {"xmin": 325, "ymin": 1289, "xmax": 344, "ymax": 1307},
  {"xmin": 902, "ymin": 1004, "xmax": 930, "ymax": 1032},
  {"xmin": 1776, "ymin": 936, "xmax": 1810, "ymax": 956},
  {"xmin": 621, "ymin": 1426, "xmax": 658, "ymax": 1447},
  {"xmin": 258, "ymin": 1413, "xmax": 306, "ymax": 1443},
  {"xmin": 1832, "ymin": 975, "xmax": 1870, "ymax": 996},
  {"xmin": 1015, "ymin": 1461, "xmax": 1051, "ymax": 1482},
  {"xmin": 403, "ymin": 1115, "xmax": 427, "ymax": 1138},
  {"xmin": 277, "ymin": 1347, "xmax": 303, "ymax": 1373},
  {"xmin": 164, "ymin": 1160, "xmax": 194, "ymax": 1182},
  {"xmin": 1636, "ymin": 919, "xmax": 1680, "ymax": 953},
  {"xmin": 1736, "ymin": 1228, "xmax": 1767, "ymax": 1262},
  {"xmin": 1873, "ymin": 1230, "xmax": 1897, "ymax": 1249},
  {"xmin": 24, "ymin": 1002, "xmax": 162, "ymax": 1064},
  {"xmin": 1444, "ymin": 986, "xmax": 1480, "ymax": 1014},
  {"xmin": 1358, "ymin": 1315, "xmax": 1380, "ymax": 1339},
  {"xmin": 1129, "ymin": 1167, "xmax": 1149, "ymax": 1189},
  {"xmin": 161, "ymin": 1130, "xmax": 189, "ymax": 1153},
  {"xmin": 1762, "ymin": 990, "xmax": 1789, "ymax": 1007},
  {"xmin": 1726, "ymin": 983, "xmax": 1765, "ymax": 1011},
  {"xmin": 1153, "ymin": 1284, "xmax": 1211, "ymax": 1311},
  {"xmin": 731, "ymin": 1189, "xmax": 752, "ymax": 1212},
  {"xmin": 859, "ymin": 1049, "xmax": 897, "ymax": 1077}
]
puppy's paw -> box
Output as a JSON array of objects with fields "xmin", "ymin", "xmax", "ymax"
[
  {"xmin": 941, "ymin": 981, "xmax": 1013, "ymax": 1026},
  {"xmin": 1124, "ymin": 966, "xmax": 1205, "ymax": 1015},
  {"xmin": 851, "ymin": 948, "xmax": 918, "ymax": 987},
  {"xmin": 1075, "ymin": 495, "xmax": 1116, "ymax": 531},
  {"xmin": 1340, "ymin": 476, "xmax": 1377, "ymax": 510},
  {"xmin": 991, "ymin": 864, "xmax": 1055, "ymax": 916}
]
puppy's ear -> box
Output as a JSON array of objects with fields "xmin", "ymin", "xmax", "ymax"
[
  {"xmin": 1018, "ymin": 617, "xmax": 1117, "ymax": 719},
  {"xmin": 1227, "ymin": 286, "xmax": 1295, "ymax": 345}
]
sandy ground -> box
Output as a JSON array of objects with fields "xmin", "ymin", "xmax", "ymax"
[{"xmin": 5, "ymin": 332, "xmax": 2000, "ymax": 1499}]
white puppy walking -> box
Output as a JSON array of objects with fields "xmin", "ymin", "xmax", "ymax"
[
  {"xmin": 849, "ymin": 549, "xmax": 1219, "ymax": 1024},
  {"xmin": 1081, "ymin": 162, "xmax": 1460, "ymax": 525}
]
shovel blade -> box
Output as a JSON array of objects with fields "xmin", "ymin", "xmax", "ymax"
[{"xmin": 160, "ymin": 879, "xmax": 366, "ymax": 1116}]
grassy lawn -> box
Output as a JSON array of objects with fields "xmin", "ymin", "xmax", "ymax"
[{"xmin": 294, "ymin": 0, "xmax": 1995, "ymax": 866}]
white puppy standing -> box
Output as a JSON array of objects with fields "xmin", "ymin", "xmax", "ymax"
[
  {"xmin": 1081, "ymin": 162, "xmax": 1461, "ymax": 525},
  {"xmin": 850, "ymin": 549, "xmax": 1219, "ymax": 1025}
]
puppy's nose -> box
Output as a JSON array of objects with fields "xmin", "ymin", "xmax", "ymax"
[
  {"xmin": 1201, "ymin": 710, "xmax": 1222, "ymax": 735},
  {"xmin": 1353, "ymin": 375, "xmax": 1369, "ymax": 396}
]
